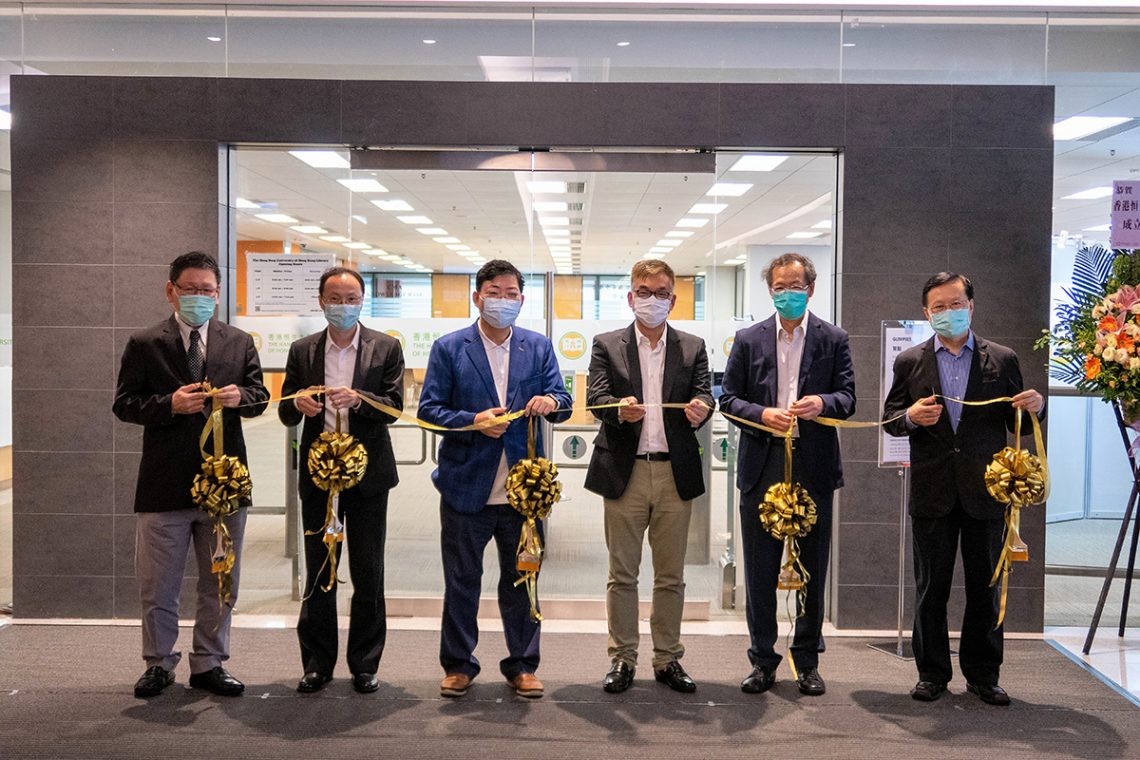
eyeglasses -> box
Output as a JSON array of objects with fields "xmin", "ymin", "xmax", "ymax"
[
  {"xmin": 770, "ymin": 286, "xmax": 809, "ymax": 297},
  {"xmin": 173, "ymin": 284, "xmax": 218, "ymax": 297},
  {"xmin": 323, "ymin": 296, "xmax": 363, "ymax": 306},
  {"xmin": 928, "ymin": 300, "xmax": 970, "ymax": 314},
  {"xmin": 633, "ymin": 287, "xmax": 673, "ymax": 301}
]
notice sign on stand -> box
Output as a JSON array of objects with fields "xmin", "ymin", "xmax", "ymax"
[
  {"xmin": 879, "ymin": 320, "xmax": 934, "ymax": 468},
  {"xmin": 1111, "ymin": 180, "xmax": 1140, "ymax": 249},
  {"xmin": 246, "ymin": 253, "xmax": 335, "ymax": 315}
]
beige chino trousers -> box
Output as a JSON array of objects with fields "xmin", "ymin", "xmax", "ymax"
[{"xmin": 604, "ymin": 459, "xmax": 692, "ymax": 670}]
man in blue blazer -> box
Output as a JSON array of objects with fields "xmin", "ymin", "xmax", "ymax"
[
  {"xmin": 720, "ymin": 252, "xmax": 855, "ymax": 697},
  {"xmin": 418, "ymin": 260, "xmax": 572, "ymax": 700}
]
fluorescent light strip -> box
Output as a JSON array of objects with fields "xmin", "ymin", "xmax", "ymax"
[
  {"xmin": 344, "ymin": 242, "xmax": 372, "ymax": 249},
  {"xmin": 255, "ymin": 213, "xmax": 299, "ymax": 224},
  {"xmin": 665, "ymin": 230, "xmax": 694, "ymax": 238},
  {"xmin": 434, "ymin": 237, "xmax": 461, "ymax": 244},
  {"xmin": 1062, "ymin": 187, "xmax": 1113, "ymax": 200},
  {"xmin": 234, "ymin": 197, "xmax": 260, "ymax": 209},
  {"xmin": 371, "ymin": 199, "xmax": 415, "ymax": 212},
  {"xmin": 527, "ymin": 180, "xmax": 567, "ymax": 194},
  {"xmin": 398, "ymin": 215, "xmax": 433, "ymax": 224},
  {"xmin": 707, "ymin": 182, "xmax": 752, "ymax": 197},
  {"xmin": 290, "ymin": 225, "xmax": 327, "ymax": 234},
  {"xmin": 533, "ymin": 201, "xmax": 569, "ymax": 212},
  {"xmin": 812, "ymin": 219, "xmax": 833, "ymax": 229},
  {"xmin": 320, "ymin": 235, "xmax": 351, "ymax": 242},
  {"xmin": 655, "ymin": 239, "xmax": 683, "ymax": 247},
  {"xmin": 417, "ymin": 227, "xmax": 448, "ymax": 235},
  {"xmin": 676, "ymin": 217, "xmax": 710, "ymax": 228},
  {"xmin": 787, "ymin": 231, "xmax": 823, "ymax": 239},
  {"xmin": 689, "ymin": 203, "xmax": 728, "ymax": 215}
]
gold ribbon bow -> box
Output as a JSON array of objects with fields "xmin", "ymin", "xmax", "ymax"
[
  {"xmin": 304, "ymin": 407, "xmax": 369, "ymax": 595},
  {"xmin": 189, "ymin": 381, "xmax": 252, "ymax": 609},
  {"xmin": 506, "ymin": 416, "xmax": 563, "ymax": 622}
]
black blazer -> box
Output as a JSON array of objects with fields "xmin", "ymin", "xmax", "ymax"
[
  {"xmin": 584, "ymin": 324, "xmax": 714, "ymax": 502},
  {"xmin": 882, "ymin": 334, "xmax": 1040, "ymax": 521},
  {"xmin": 278, "ymin": 326, "xmax": 405, "ymax": 500},
  {"xmin": 112, "ymin": 316, "xmax": 269, "ymax": 513},
  {"xmin": 719, "ymin": 314, "xmax": 856, "ymax": 497}
]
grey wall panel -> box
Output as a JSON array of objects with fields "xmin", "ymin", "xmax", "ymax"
[
  {"xmin": 845, "ymin": 85, "xmax": 952, "ymax": 148},
  {"xmin": 719, "ymin": 84, "xmax": 845, "ymax": 148},
  {"xmin": 12, "ymin": 452, "xmax": 115, "ymax": 515},
  {"xmin": 112, "ymin": 77, "xmax": 221, "ymax": 141},
  {"xmin": 14, "ymin": 514, "xmax": 114, "ymax": 576},
  {"xmin": 12, "ymin": 200, "xmax": 115, "ymax": 265},
  {"xmin": 9, "ymin": 76, "xmax": 1052, "ymax": 631},
  {"xmin": 12, "ymin": 326, "xmax": 114, "ymax": 390},
  {"xmin": 219, "ymin": 79, "xmax": 342, "ymax": 144},
  {"xmin": 114, "ymin": 203, "xmax": 219, "ymax": 265},
  {"xmin": 952, "ymin": 86, "xmax": 1054, "ymax": 150}
]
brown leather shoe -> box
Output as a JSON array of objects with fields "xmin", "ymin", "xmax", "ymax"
[
  {"xmin": 440, "ymin": 673, "xmax": 472, "ymax": 698},
  {"xmin": 509, "ymin": 672, "xmax": 544, "ymax": 698}
]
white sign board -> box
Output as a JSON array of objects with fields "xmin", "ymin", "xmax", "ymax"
[
  {"xmin": 246, "ymin": 253, "xmax": 335, "ymax": 315},
  {"xmin": 1111, "ymin": 180, "xmax": 1140, "ymax": 249},
  {"xmin": 879, "ymin": 319, "xmax": 933, "ymax": 468}
]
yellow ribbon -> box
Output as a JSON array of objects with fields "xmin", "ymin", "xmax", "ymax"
[
  {"xmin": 189, "ymin": 381, "xmax": 250, "ymax": 609},
  {"xmin": 506, "ymin": 417, "xmax": 563, "ymax": 622}
]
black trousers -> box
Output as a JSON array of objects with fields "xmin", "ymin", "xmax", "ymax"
[
  {"xmin": 911, "ymin": 500, "xmax": 1004, "ymax": 687},
  {"xmin": 297, "ymin": 487, "xmax": 389, "ymax": 676},
  {"xmin": 739, "ymin": 443, "xmax": 833, "ymax": 672}
]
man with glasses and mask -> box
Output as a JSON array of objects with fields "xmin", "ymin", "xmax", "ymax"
[
  {"xmin": 883, "ymin": 272, "xmax": 1043, "ymax": 706},
  {"xmin": 278, "ymin": 267, "xmax": 405, "ymax": 696},
  {"xmin": 584, "ymin": 259, "xmax": 713, "ymax": 695},
  {"xmin": 419, "ymin": 259, "xmax": 572, "ymax": 700},
  {"xmin": 720, "ymin": 252, "xmax": 855, "ymax": 698},
  {"xmin": 113, "ymin": 251, "xmax": 268, "ymax": 698}
]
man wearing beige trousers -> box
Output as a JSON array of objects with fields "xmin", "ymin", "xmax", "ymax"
[{"xmin": 584, "ymin": 259, "xmax": 714, "ymax": 694}]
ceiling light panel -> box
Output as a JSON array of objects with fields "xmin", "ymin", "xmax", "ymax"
[
  {"xmin": 337, "ymin": 178, "xmax": 389, "ymax": 193},
  {"xmin": 434, "ymin": 237, "xmax": 461, "ymax": 244},
  {"xmin": 289, "ymin": 150, "xmax": 350, "ymax": 168},
  {"xmin": 676, "ymin": 217, "xmax": 710, "ymax": 228},
  {"xmin": 707, "ymin": 182, "xmax": 753, "ymax": 197},
  {"xmin": 728, "ymin": 154, "xmax": 789, "ymax": 172},
  {"xmin": 1053, "ymin": 116, "xmax": 1131, "ymax": 141},
  {"xmin": 665, "ymin": 231, "xmax": 694, "ymax": 238},
  {"xmin": 320, "ymin": 235, "xmax": 350, "ymax": 242},
  {"xmin": 255, "ymin": 213, "xmax": 299, "ymax": 224},
  {"xmin": 398, "ymin": 215, "xmax": 433, "ymax": 224},
  {"xmin": 533, "ymin": 201, "xmax": 569, "ymax": 212},
  {"xmin": 371, "ymin": 199, "xmax": 415, "ymax": 212},
  {"xmin": 416, "ymin": 227, "xmax": 448, "ymax": 235},
  {"xmin": 689, "ymin": 203, "xmax": 728, "ymax": 214},
  {"xmin": 527, "ymin": 180, "xmax": 568, "ymax": 194},
  {"xmin": 290, "ymin": 225, "xmax": 327, "ymax": 234},
  {"xmin": 343, "ymin": 242, "xmax": 372, "ymax": 249},
  {"xmin": 1062, "ymin": 187, "xmax": 1113, "ymax": 200},
  {"xmin": 787, "ymin": 231, "xmax": 823, "ymax": 239}
]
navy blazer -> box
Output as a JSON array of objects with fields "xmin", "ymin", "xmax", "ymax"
[
  {"xmin": 418, "ymin": 322, "xmax": 573, "ymax": 514},
  {"xmin": 882, "ymin": 334, "xmax": 1040, "ymax": 521},
  {"xmin": 583, "ymin": 323, "xmax": 714, "ymax": 502},
  {"xmin": 719, "ymin": 313, "xmax": 856, "ymax": 497},
  {"xmin": 277, "ymin": 326, "xmax": 406, "ymax": 500},
  {"xmin": 113, "ymin": 316, "xmax": 269, "ymax": 513}
]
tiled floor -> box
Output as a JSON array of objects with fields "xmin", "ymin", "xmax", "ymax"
[{"xmin": 1047, "ymin": 626, "xmax": 1140, "ymax": 706}]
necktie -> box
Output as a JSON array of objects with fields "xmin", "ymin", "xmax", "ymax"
[{"xmin": 187, "ymin": 329, "xmax": 204, "ymax": 382}]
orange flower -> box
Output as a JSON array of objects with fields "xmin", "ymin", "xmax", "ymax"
[
  {"xmin": 1100, "ymin": 316, "xmax": 1120, "ymax": 332},
  {"xmin": 1085, "ymin": 355, "xmax": 1102, "ymax": 380},
  {"xmin": 1119, "ymin": 332, "xmax": 1136, "ymax": 354}
]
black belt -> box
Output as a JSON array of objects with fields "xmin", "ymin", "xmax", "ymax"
[{"xmin": 635, "ymin": 452, "xmax": 670, "ymax": 462}]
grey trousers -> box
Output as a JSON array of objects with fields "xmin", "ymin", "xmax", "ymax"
[
  {"xmin": 603, "ymin": 460, "xmax": 692, "ymax": 670},
  {"xmin": 136, "ymin": 507, "xmax": 247, "ymax": 674}
]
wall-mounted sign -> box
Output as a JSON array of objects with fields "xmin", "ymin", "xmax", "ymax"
[
  {"xmin": 246, "ymin": 253, "xmax": 335, "ymax": 315},
  {"xmin": 879, "ymin": 319, "xmax": 933, "ymax": 468},
  {"xmin": 1111, "ymin": 180, "xmax": 1140, "ymax": 249}
]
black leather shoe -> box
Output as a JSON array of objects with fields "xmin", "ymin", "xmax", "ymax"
[
  {"xmin": 352, "ymin": 673, "xmax": 379, "ymax": 694},
  {"xmin": 654, "ymin": 660, "xmax": 696, "ymax": 693},
  {"xmin": 134, "ymin": 666, "xmax": 174, "ymax": 698},
  {"xmin": 188, "ymin": 666, "xmax": 244, "ymax": 696},
  {"xmin": 796, "ymin": 667, "xmax": 826, "ymax": 696},
  {"xmin": 967, "ymin": 682, "xmax": 1010, "ymax": 706},
  {"xmin": 741, "ymin": 665, "xmax": 776, "ymax": 694},
  {"xmin": 602, "ymin": 660, "xmax": 635, "ymax": 694},
  {"xmin": 297, "ymin": 672, "xmax": 332, "ymax": 693},
  {"xmin": 910, "ymin": 680, "xmax": 948, "ymax": 702}
]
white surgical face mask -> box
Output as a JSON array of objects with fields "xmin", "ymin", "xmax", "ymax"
[{"xmin": 632, "ymin": 295, "xmax": 672, "ymax": 328}]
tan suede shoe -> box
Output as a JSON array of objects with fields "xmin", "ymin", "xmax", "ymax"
[
  {"xmin": 440, "ymin": 673, "xmax": 472, "ymax": 698},
  {"xmin": 509, "ymin": 672, "xmax": 544, "ymax": 699}
]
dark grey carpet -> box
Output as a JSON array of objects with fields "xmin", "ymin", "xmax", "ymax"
[{"xmin": 0, "ymin": 624, "xmax": 1136, "ymax": 759}]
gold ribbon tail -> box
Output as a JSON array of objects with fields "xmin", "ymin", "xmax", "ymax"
[
  {"xmin": 513, "ymin": 518, "xmax": 544, "ymax": 622},
  {"xmin": 303, "ymin": 490, "xmax": 344, "ymax": 598}
]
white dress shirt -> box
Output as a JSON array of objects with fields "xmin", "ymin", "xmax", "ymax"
[
  {"xmin": 635, "ymin": 323, "xmax": 669, "ymax": 455},
  {"xmin": 479, "ymin": 322, "xmax": 512, "ymax": 504},
  {"xmin": 323, "ymin": 325, "xmax": 360, "ymax": 434},
  {"xmin": 776, "ymin": 313, "xmax": 807, "ymax": 437},
  {"xmin": 175, "ymin": 312, "xmax": 208, "ymax": 357}
]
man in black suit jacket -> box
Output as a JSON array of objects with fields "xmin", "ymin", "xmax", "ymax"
[
  {"xmin": 883, "ymin": 272, "xmax": 1043, "ymax": 706},
  {"xmin": 278, "ymin": 267, "xmax": 405, "ymax": 695},
  {"xmin": 585, "ymin": 259, "xmax": 713, "ymax": 694},
  {"xmin": 720, "ymin": 252, "xmax": 855, "ymax": 698},
  {"xmin": 113, "ymin": 251, "xmax": 268, "ymax": 699}
]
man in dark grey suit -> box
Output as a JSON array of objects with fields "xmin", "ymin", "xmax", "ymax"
[
  {"xmin": 113, "ymin": 251, "xmax": 268, "ymax": 698},
  {"xmin": 278, "ymin": 267, "xmax": 405, "ymax": 695},
  {"xmin": 883, "ymin": 272, "xmax": 1043, "ymax": 706},
  {"xmin": 584, "ymin": 259, "xmax": 713, "ymax": 694}
]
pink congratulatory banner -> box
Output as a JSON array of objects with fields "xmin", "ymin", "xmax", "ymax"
[{"xmin": 1110, "ymin": 180, "xmax": 1140, "ymax": 249}]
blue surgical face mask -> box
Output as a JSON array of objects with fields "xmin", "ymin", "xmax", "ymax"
[
  {"xmin": 178, "ymin": 294, "xmax": 216, "ymax": 327},
  {"xmin": 324, "ymin": 303, "xmax": 362, "ymax": 332},
  {"xmin": 772, "ymin": 290, "xmax": 809, "ymax": 321},
  {"xmin": 930, "ymin": 307, "xmax": 971, "ymax": 339},
  {"xmin": 480, "ymin": 297, "xmax": 522, "ymax": 329}
]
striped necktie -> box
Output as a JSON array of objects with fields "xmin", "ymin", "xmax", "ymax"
[{"xmin": 187, "ymin": 329, "xmax": 204, "ymax": 382}]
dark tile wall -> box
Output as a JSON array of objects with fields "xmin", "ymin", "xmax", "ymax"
[{"xmin": 10, "ymin": 77, "xmax": 1052, "ymax": 632}]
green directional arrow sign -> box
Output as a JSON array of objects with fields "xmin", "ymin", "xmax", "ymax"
[
  {"xmin": 562, "ymin": 434, "xmax": 586, "ymax": 460},
  {"xmin": 713, "ymin": 437, "xmax": 728, "ymax": 462}
]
